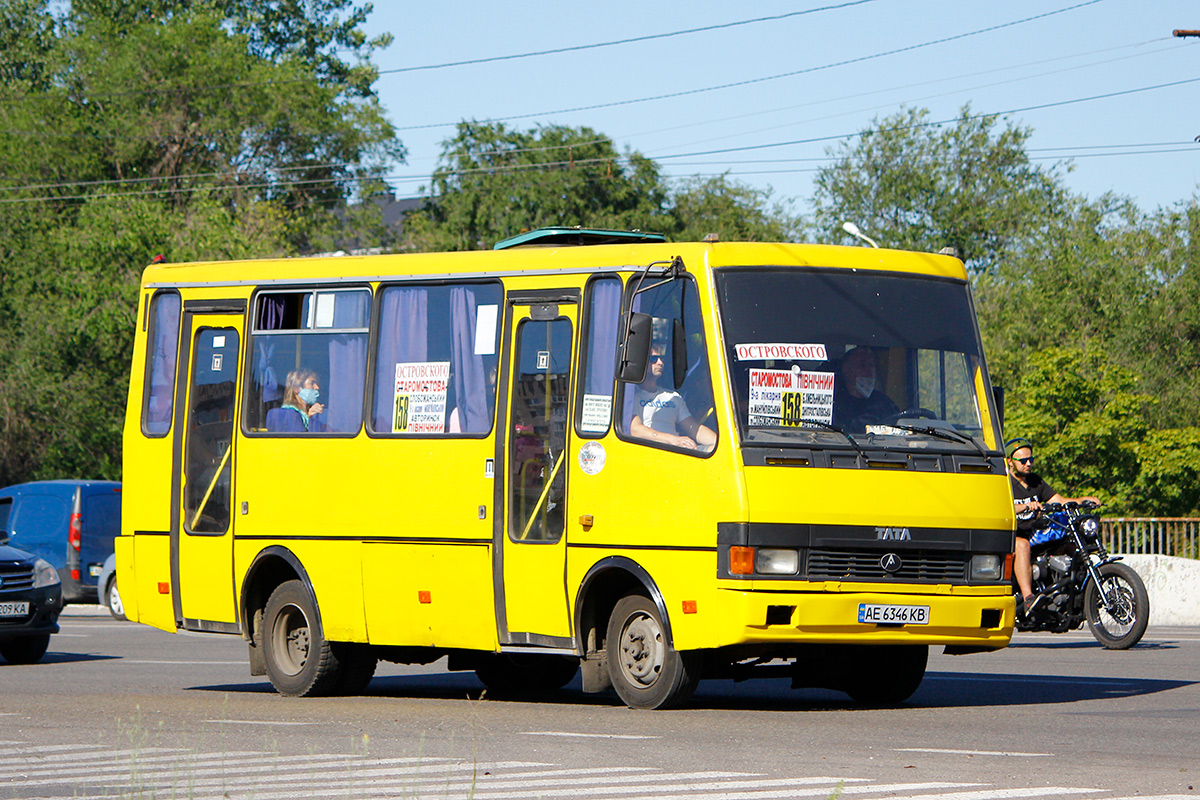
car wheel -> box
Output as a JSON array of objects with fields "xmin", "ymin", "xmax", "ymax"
[
  {"xmin": 105, "ymin": 575, "xmax": 126, "ymax": 621},
  {"xmin": 0, "ymin": 634, "xmax": 51, "ymax": 665}
]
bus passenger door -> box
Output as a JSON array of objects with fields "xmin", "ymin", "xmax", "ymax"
[
  {"xmin": 498, "ymin": 301, "xmax": 577, "ymax": 646},
  {"xmin": 172, "ymin": 309, "xmax": 243, "ymax": 630}
]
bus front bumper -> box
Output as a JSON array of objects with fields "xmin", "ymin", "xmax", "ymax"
[{"xmin": 706, "ymin": 584, "xmax": 1014, "ymax": 651}]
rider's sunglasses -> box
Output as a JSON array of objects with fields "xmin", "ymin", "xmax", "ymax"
[{"xmin": 1015, "ymin": 456, "xmax": 1033, "ymax": 464}]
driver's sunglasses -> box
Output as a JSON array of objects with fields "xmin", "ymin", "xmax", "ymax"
[
  {"xmin": 1015, "ymin": 456, "xmax": 1033, "ymax": 464},
  {"xmin": 649, "ymin": 354, "xmax": 665, "ymax": 363}
]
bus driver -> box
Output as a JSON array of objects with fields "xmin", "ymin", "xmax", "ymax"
[{"xmin": 630, "ymin": 343, "xmax": 716, "ymax": 451}]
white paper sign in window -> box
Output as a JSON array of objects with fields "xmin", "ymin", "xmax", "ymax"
[
  {"xmin": 748, "ymin": 368, "xmax": 835, "ymax": 427},
  {"xmin": 474, "ymin": 304, "xmax": 498, "ymax": 356},
  {"xmin": 580, "ymin": 393, "xmax": 613, "ymax": 434},
  {"xmin": 392, "ymin": 361, "xmax": 450, "ymax": 433}
]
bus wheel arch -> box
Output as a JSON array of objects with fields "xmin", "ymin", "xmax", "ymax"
[
  {"xmin": 574, "ymin": 557, "xmax": 692, "ymax": 702},
  {"xmin": 240, "ymin": 547, "xmax": 317, "ymax": 677}
]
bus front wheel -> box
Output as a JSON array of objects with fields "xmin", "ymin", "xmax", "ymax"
[
  {"xmin": 606, "ymin": 594, "xmax": 701, "ymax": 709},
  {"xmin": 262, "ymin": 580, "xmax": 339, "ymax": 697}
]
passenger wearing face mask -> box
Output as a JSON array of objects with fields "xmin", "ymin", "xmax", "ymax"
[
  {"xmin": 831, "ymin": 346, "xmax": 897, "ymax": 432},
  {"xmin": 268, "ymin": 368, "xmax": 327, "ymax": 432}
]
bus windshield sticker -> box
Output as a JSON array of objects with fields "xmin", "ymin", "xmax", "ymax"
[
  {"xmin": 748, "ymin": 368, "xmax": 834, "ymax": 427},
  {"xmin": 735, "ymin": 343, "xmax": 828, "ymax": 362},
  {"xmin": 580, "ymin": 394, "xmax": 612, "ymax": 433},
  {"xmin": 392, "ymin": 361, "xmax": 450, "ymax": 434},
  {"xmin": 474, "ymin": 304, "xmax": 498, "ymax": 355}
]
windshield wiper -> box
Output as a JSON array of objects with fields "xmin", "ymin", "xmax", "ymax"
[
  {"xmin": 884, "ymin": 423, "xmax": 988, "ymax": 459},
  {"xmin": 794, "ymin": 419, "xmax": 869, "ymax": 463}
]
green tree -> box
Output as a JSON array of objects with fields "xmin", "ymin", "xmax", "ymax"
[
  {"xmin": 1002, "ymin": 346, "xmax": 1152, "ymax": 511},
  {"xmin": 668, "ymin": 175, "xmax": 800, "ymax": 243},
  {"xmin": 810, "ymin": 106, "xmax": 1070, "ymax": 273},
  {"xmin": 402, "ymin": 122, "xmax": 671, "ymax": 252},
  {"xmin": 0, "ymin": 0, "xmax": 399, "ymax": 485}
]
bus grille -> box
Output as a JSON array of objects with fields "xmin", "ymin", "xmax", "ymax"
[
  {"xmin": 807, "ymin": 549, "xmax": 968, "ymax": 582},
  {"xmin": 0, "ymin": 565, "xmax": 36, "ymax": 592}
]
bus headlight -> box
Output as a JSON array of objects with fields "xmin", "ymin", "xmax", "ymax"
[
  {"xmin": 969, "ymin": 554, "xmax": 1002, "ymax": 581},
  {"xmin": 755, "ymin": 548, "xmax": 799, "ymax": 575}
]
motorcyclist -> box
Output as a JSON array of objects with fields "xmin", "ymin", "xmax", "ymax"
[{"xmin": 1005, "ymin": 437, "xmax": 1099, "ymax": 616}]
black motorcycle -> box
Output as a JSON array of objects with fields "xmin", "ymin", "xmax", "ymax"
[{"xmin": 1015, "ymin": 501, "xmax": 1149, "ymax": 649}]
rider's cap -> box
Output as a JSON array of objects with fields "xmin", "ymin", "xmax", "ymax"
[{"xmin": 1005, "ymin": 437, "xmax": 1033, "ymax": 458}]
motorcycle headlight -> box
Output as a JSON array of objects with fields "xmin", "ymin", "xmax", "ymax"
[
  {"xmin": 33, "ymin": 558, "xmax": 61, "ymax": 588},
  {"xmin": 1078, "ymin": 515, "xmax": 1101, "ymax": 541}
]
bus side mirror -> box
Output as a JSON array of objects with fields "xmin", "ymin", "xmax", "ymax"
[
  {"xmin": 671, "ymin": 318, "xmax": 687, "ymax": 391},
  {"xmin": 992, "ymin": 385, "xmax": 1004, "ymax": 427},
  {"xmin": 618, "ymin": 312, "xmax": 653, "ymax": 383}
]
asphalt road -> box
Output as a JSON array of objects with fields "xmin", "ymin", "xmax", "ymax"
[{"xmin": 1, "ymin": 609, "xmax": 1197, "ymax": 800}]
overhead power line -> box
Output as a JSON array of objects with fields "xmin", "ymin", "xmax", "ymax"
[
  {"xmin": 393, "ymin": 0, "xmax": 1108, "ymax": 131},
  {"xmin": 377, "ymin": 0, "xmax": 883, "ymax": 74}
]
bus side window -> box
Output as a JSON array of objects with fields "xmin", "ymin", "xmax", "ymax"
[
  {"xmin": 576, "ymin": 276, "xmax": 622, "ymax": 437},
  {"xmin": 620, "ymin": 276, "xmax": 718, "ymax": 453},
  {"xmin": 142, "ymin": 290, "xmax": 181, "ymax": 436},
  {"xmin": 248, "ymin": 289, "xmax": 369, "ymax": 435},
  {"xmin": 371, "ymin": 282, "xmax": 502, "ymax": 436}
]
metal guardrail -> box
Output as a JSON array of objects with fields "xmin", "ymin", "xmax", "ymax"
[{"xmin": 1102, "ymin": 518, "xmax": 1200, "ymax": 559}]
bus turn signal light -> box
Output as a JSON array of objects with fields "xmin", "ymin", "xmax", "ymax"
[{"xmin": 730, "ymin": 546, "xmax": 754, "ymax": 575}]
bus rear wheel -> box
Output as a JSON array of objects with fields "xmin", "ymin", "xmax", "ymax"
[
  {"xmin": 606, "ymin": 594, "xmax": 701, "ymax": 709},
  {"xmin": 262, "ymin": 580, "xmax": 339, "ymax": 697}
]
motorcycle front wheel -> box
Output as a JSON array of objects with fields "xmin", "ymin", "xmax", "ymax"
[{"xmin": 1083, "ymin": 561, "xmax": 1149, "ymax": 650}]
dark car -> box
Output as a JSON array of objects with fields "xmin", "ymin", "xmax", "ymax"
[
  {"xmin": 0, "ymin": 506, "xmax": 63, "ymax": 663},
  {"xmin": 0, "ymin": 480, "xmax": 121, "ymax": 604}
]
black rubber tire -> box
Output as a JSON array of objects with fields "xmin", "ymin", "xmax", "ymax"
[
  {"xmin": 843, "ymin": 644, "xmax": 928, "ymax": 705},
  {"xmin": 0, "ymin": 634, "xmax": 51, "ymax": 665},
  {"xmin": 605, "ymin": 594, "xmax": 701, "ymax": 709},
  {"xmin": 331, "ymin": 643, "xmax": 378, "ymax": 696},
  {"xmin": 262, "ymin": 580, "xmax": 339, "ymax": 697},
  {"xmin": 474, "ymin": 653, "xmax": 579, "ymax": 695},
  {"xmin": 1084, "ymin": 561, "xmax": 1150, "ymax": 650},
  {"xmin": 105, "ymin": 575, "xmax": 127, "ymax": 622}
]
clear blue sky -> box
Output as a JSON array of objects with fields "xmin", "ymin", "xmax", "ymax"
[{"xmin": 361, "ymin": 0, "xmax": 1200, "ymax": 223}]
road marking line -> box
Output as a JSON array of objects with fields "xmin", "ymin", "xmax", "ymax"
[
  {"xmin": 0, "ymin": 751, "xmax": 293, "ymax": 779},
  {"xmin": 894, "ymin": 747, "xmax": 1054, "ymax": 757},
  {"xmin": 519, "ymin": 731, "xmax": 661, "ymax": 739},
  {"xmin": 924, "ymin": 674, "xmax": 1134, "ymax": 687},
  {"xmin": 201, "ymin": 719, "xmax": 320, "ymax": 726},
  {"xmin": 464, "ymin": 780, "xmax": 974, "ymax": 800},
  {"xmin": 0, "ymin": 746, "xmax": 179, "ymax": 766},
  {"xmin": 880, "ymin": 788, "xmax": 1095, "ymax": 800},
  {"xmin": 121, "ymin": 660, "xmax": 246, "ymax": 665}
]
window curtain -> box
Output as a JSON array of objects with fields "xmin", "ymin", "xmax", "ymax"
[
  {"xmin": 373, "ymin": 287, "xmax": 429, "ymax": 431},
  {"xmin": 449, "ymin": 286, "xmax": 490, "ymax": 433},
  {"xmin": 586, "ymin": 279, "xmax": 622, "ymax": 396},
  {"xmin": 327, "ymin": 292, "xmax": 370, "ymax": 432},
  {"xmin": 145, "ymin": 293, "xmax": 181, "ymax": 434}
]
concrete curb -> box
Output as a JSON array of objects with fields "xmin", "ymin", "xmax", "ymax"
[{"xmin": 1118, "ymin": 554, "xmax": 1200, "ymax": 626}]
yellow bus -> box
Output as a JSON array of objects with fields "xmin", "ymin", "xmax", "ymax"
[{"xmin": 119, "ymin": 228, "xmax": 1016, "ymax": 709}]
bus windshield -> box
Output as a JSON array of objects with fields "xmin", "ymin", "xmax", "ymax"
[{"xmin": 714, "ymin": 267, "xmax": 997, "ymax": 451}]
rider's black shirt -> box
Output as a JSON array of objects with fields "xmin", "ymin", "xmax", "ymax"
[{"xmin": 1011, "ymin": 473, "xmax": 1056, "ymax": 537}]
